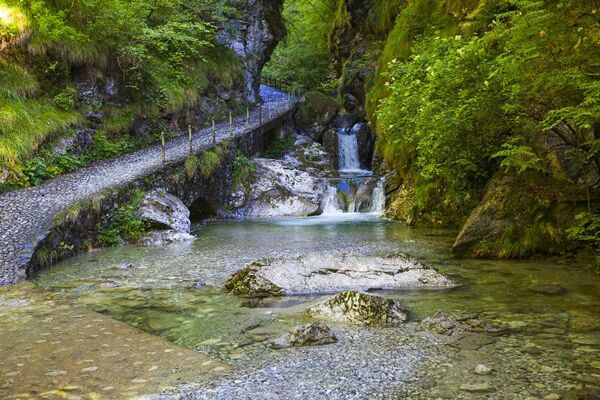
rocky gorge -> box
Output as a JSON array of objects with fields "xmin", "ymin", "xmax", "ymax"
[{"xmin": 1, "ymin": 0, "xmax": 599, "ymax": 399}]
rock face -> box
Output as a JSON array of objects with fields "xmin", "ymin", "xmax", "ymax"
[
  {"xmin": 233, "ymin": 158, "xmax": 325, "ymax": 218},
  {"xmin": 225, "ymin": 252, "xmax": 455, "ymax": 296},
  {"xmin": 270, "ymin": 323, "xmax": 337, "ymax": 349},
  {"xmin": 217, "ymin": 0, "xmax": 285, "ymax": 102},
  {"xmin": 306, "ymin": 291, "xmax": 409, "ymax": 326},
  {"xmin": 294, "ymin": 92, "xmax": 339, "ymax": 142},
  {"xmin": 353, "ymin": 122, "xmax": 375, "ymax": 169}
]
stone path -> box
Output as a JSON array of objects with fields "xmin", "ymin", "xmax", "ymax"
[{"xmin": 0, "ymin": 86, "xmax": 295, "ymax": 285}]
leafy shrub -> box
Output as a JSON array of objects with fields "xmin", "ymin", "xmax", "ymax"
[
  {"xmin": 97, "ymin": 190, "xmax": 148, "ymax": 247},
  {"xmin": 232, "ymin": 155, "xmax": 256, "ymax": 191},
  {"xmin": 264, "ymin": 135, "xmax": 295, "ymax": 159}
]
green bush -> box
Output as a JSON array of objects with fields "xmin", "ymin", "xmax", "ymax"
[{"xmin": 97, "ymin": 190, "xmax": 148, "ymax": 247}]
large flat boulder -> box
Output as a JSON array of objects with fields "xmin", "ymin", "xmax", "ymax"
[
  {"xmin": 225, "ymin": 252, "xmax": 455, "ymax": 296},
  {"xmin": 306, "ymin": 291, "xmax": 409, "ymax": 326}
]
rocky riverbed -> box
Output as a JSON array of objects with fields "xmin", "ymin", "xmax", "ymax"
[{"xmin": 2, "ymin": 216, "xmax": 593, "ymax": 399}]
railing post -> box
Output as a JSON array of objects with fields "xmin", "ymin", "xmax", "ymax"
[
  {"xmin": 188, "ymin": 125, "xmax": 193, "ymax": 155},
  {"xmin": 212, "ymin": 118, "xmax": 216, "ymax": 145},
  {"xmin": 161, "ymin": 131, "xmax": 166, "ymax": 163}
]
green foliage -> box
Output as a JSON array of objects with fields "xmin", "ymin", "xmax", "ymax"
[
  {"xmin": 184, "ymin": 155, "xmax": 199, "ymax": 179},
  {"xmin": 97, "ymin": 190, "xmax": 148, "ymax": 247},
  {"xmin": 199, "ymin": 150, "xmax": 221, "ymax": 179},
  {"xmin": 569, "ymin": 212, "xmax": 600, "ymax": 272},
  {"xmin": 373, "ymin": 0, "xmax": 600, "ymax": 227},
  {"xmin": 568, "ymin": 212, "xmax": 600, "ymax": 246},
  {"xmin": 264, "ymin": 134, "xmax": 295, "ymax": 159},
  {"xmin": 0, "ymin": 0, "xmax": 244, "ymax": 188},
  {"xmin": 232, "ymin": 155, "xmax": 256, "ymax": 191},
  {"xmin": 263, "ymin": 0, "xmax": 337, "ymax": 91}
]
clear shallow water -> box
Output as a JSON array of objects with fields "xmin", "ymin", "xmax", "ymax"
[{"xmin": 28, "ymin": 216, "xmax": 600, "ymax": 398}]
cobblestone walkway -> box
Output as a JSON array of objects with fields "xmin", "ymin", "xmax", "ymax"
[{"xmin": 0, "ymin": 87, "xmax": 295, "ymax": 285}]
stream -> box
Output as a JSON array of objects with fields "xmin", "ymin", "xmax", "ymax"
[{"xmin": 0, "ymin": 215, "xmax": 596, "ymax": 399}]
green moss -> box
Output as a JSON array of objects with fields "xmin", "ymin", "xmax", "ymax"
[
  {"xmin": 199, "ymin": 151, "xmax": 221, "ymax": 179},
  {"xmin": 184, "ymin": 155, "xmax": 199, "ymax": 179}
]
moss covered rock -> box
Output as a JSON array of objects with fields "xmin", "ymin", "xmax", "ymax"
[
  {"xmin": 306, "ymin": 291, "xmax": 409, "ymax": 326},
  {"xmin": 453, "ymin": 172, "xmax": 583, "ymax": 258},
  {"xmin": 270, "ymin": 323, "xmax": 337, "ymax": 349},
  {"xmin": 225, "ymin": 261, "xmax": 284, "ymax": 297}
]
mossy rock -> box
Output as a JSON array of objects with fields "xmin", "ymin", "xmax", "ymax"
[
  {"xmin": 306, "ymin": 291, "xmax": 409, "ymax": 326},
  {"xmin": 453, "ymin": 172, "xmax": 584, "ymax": 258},
  {"xmin": 225, "ymin": 261, "xmax": 284, "ymax": 297}
]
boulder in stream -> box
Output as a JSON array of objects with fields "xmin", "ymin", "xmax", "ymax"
[
  {"xmin": 270, "ymin": 323, "xmax": 337, "ymax": 349},
  {"xmin": 234, "ymin": 158, "xmax": 325, "ymax": 218},
  {"xmin": 306, "ymin": 291, "xmax": 410, "ymax": 326},
  {"xmin": 225, "ymin": 252, "xmax": 455, "ymax": 296},
  {"xmin": 136, "ymin": 191, "xmax": 196, "ymax": 246},
  {"xmin": 137, "ymin": 191, "xmax": 192, "ymax": 233}
]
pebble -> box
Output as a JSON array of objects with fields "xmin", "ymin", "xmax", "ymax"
[
  {"xmin": 474, "ymin": 364, "xmax": 492, "ymax": 375},
  {"xmin": 80, "ymin": 366, "xmax": 98, "ymax": 373}
]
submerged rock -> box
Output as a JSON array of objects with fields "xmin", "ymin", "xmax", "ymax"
[
  {"xmin": 529, "ymin": 284, "xmax": 567, "ymax": 296},
  {"xmin": 235, "ymin": 158, "xmax": 325, "ymax": 218},
  {"xmin": 137, "ymin": 191, "xmax": 192, "ymax": 234},
  {"xmin": 306, "ymin": 291, "xmax": 409, "ymax": 326},
  {"xmin": 138, "ymin": 230, "xmax": 195, "ymax": 247},
  {"xmin": 419, "ymin": 312, "xmax": 508, "ymax": 336},
  {"xmin": 225, "ymin": 252, "xmax": 455, "ymax": 296},
  {"xmin": 270, "ymin": 323, "xmax": 337, "ymax": 349}
]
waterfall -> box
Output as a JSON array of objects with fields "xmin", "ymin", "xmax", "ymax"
[
  {"xmin": 321, "ymin": 186, "xmax": 343, "ymax": 215},
  {"xmin": 369, "ymin": 181, "xmax": 385, "ymax": 214},
  {"xmin": 337, "ymin": 128, "xmax": 362, "ymax": 173}
]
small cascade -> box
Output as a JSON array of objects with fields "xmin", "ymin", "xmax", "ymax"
[
  {"xmin": 337, "ymin": 128, "xmax": 362, "ymax": 174},
  {"xmin": 321, "ymin": 186, "xmax": 343, "ymax": 215},
  {"xmin": 369, "ymin": 181, "xmax": 385, "ymax": 214},
  {"xmin": 317, "ymin": 124, "xmax": 386, "ymax": 217}
]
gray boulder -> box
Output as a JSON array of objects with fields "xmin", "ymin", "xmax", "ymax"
[
  {"xmin": 270, "ymin": 323, "xmax": 337, "ymax": 349},
  {"xmin": 306, "ymin": 291, "xmax": 409, "ymax": 326},
  {"xmin": 137, "ymin": 191, "xmax": 191, "ymax": 234},
  {"xmin": 235, "ymin": 158, "xmax": 325, "ymax": 218},
  {"xmin": 225, "ymin": 252, "xmax": 455, "ymax": 296}
]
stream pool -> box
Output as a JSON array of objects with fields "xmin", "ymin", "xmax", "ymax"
[{"xmin": 3, "ymin": 215, "xmax": 600, "ymax": 399}]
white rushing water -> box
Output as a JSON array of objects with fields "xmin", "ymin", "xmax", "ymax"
[
  {"xmin": 369, "ymin": 181, "xmax": 385, "ymax": 214},
  {"xmin": 337, "ymin": 128, "xmax": 363, "ymax": 174},
  {"xmin": 321, "ymin": 186, "xmax": 343, "ymax": 215}
]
